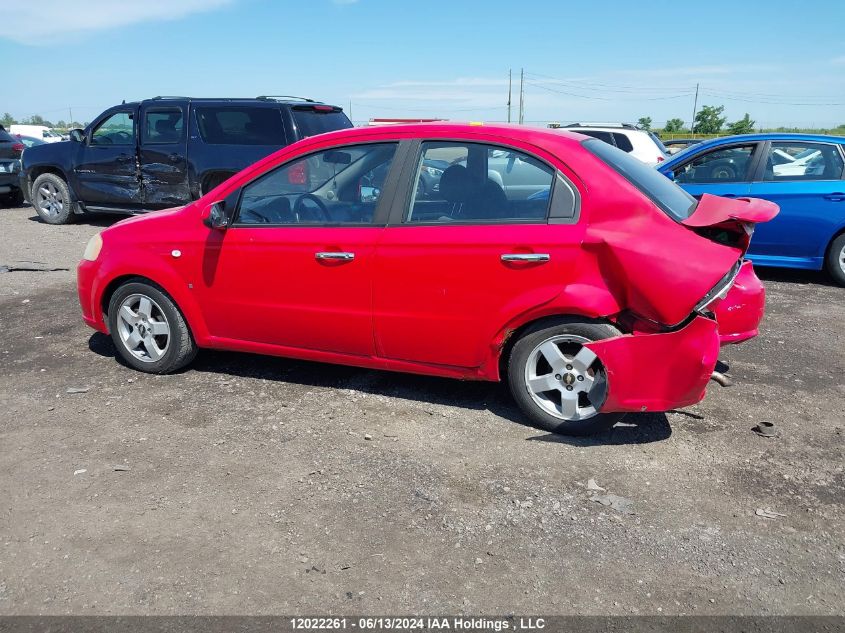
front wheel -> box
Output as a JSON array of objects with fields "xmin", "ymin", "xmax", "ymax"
[
  {"xmin": 507, "ymin": 319, "xmax": 626, "ymax": 436},
  {"xmin": 107, "ymin": 281, "xmax": 197, "ymax": 374},
  {"xmin": 826, "ymin": 234, "xmax": 845, "ymax": 287},
  {"xmin": 31, "ymin": 173, "xmax": 74, "ymax": 224}
]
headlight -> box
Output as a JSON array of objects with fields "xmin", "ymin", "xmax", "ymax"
[{"xmin": 82, "ymin": 234, "xmax": 103, "ymax": 261}]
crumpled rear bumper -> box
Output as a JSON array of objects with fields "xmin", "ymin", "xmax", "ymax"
[
  {"xmin": 714, "ymin": 260, "xmax": 765, "ymax": 345},
  {"xmin": 585, "ymin": 315, "xmax": 720, "ymax": 413}
]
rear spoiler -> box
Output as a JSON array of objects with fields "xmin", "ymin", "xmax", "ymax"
[{"xmin": 682, "ymin": 194, "xmax": 779, "ymax": 228}]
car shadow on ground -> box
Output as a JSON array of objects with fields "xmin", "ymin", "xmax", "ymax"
[
  {"xmin": 27, "ymin": 213, "xmax": 125, "ymax": 228},
  {"xmin": 88, "ymin": 332, "xmax": 673, "ymax": 446},
  {"xmin": 756, "ymin": 267, "xmax": 838, "ymax": 287}
]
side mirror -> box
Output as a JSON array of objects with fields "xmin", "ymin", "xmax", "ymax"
[
  {"xmin": 202, "ymin": 189, "xmax": 240, "ymax": 229},
  {"xmin": 69, "ymin": 129, "xmax": 85, "ymax": 143},
  {"xmin": 360, "ymin": 186, "xmax": 381, "ymax": 203},
  {"xmin": 204, "ymin": 201, "xmax": 229, "ymax": 229}
]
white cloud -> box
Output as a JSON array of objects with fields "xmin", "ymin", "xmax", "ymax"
[{"xmin": 1, "ymin": 0, "xmax": 235, "ymax": 45}]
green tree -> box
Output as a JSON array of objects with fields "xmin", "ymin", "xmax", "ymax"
[
  {"xmin": 692, "ymin": 105, "xmax": 726, "ymax": 134},
  {"xmin": 727, "ymin": 113, "xmax": 755, "ymax": 134},
  {"xmin": 663, "ymin": 118, "xmax": 684, "ymax": 133},
  {"xmin": 1, "ymin": 112, "xmax": 15, "ymax": 127},
  {"xmin": 25, "ymin": 114, "xmax": 54, "ymax": 127},
  {"xmin": 637, "ymin": 116, "xmax": 652, "ymax": 131}
]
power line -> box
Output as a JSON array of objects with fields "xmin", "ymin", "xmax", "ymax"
[{"xmin": 526, "ymin": 81, "xmax": 694, "ymax": 101}]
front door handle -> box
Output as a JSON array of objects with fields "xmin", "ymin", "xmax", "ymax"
[
  {"xmin": 116, "ymin": 154, "xmax": 131, "ymax": 164},
  {"xmin": 824, "ymin": 192, "xmax": 845, "ymax": 202},
  {"xmin": 501, "ymin": 253, "xmax": 550, "ymax": 262},
  {"xmin": 315, "ymin": 252, "xmax": 355, "ymax": 261}
]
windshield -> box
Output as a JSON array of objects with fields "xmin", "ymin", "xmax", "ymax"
[{"xmin": 584, "ymin": 138, "xmax": 697, "ymax": 221}]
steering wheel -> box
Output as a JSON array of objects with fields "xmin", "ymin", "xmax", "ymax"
[{"xmin": 293, "ymin": 193, "xmax": 330, "ymax": 223}]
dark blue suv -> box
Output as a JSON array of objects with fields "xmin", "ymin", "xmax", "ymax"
[{"xmin": 20, "ymin": 96, "xmax": 353, "ymax": 224}]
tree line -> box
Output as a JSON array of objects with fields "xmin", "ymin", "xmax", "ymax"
[
  {"xmin": 637, "ymin": 106, "xmax": 845, "ymax": 136},
  {"xmin": 1, "ymin": 113, "xmax": 87, "ymax": 130}
]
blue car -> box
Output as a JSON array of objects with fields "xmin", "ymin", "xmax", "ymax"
[{"xmin": 658, "ymin": 133, "xmax": 845, "ymax": 285}]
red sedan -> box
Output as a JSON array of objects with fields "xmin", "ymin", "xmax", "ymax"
[{"xmin": 77, "ymin": 123, "xmax": 777, "ymax": 435}]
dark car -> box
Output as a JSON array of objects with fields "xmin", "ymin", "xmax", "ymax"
[
  {"xmin": 0, "ymin": 125, "xmax": 25, "ymax": 207},
  {"xmin": 15, "ymin": 134, "xmax": 47, "ymax": 149},
  {"xmin": 20, "ymin": 96, "xmax": 353, "ymax": 224}
]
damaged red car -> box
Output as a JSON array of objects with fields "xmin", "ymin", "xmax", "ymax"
[{"xmin": 77, "ymin": 123, "xmax": 778, "ymax": 435}]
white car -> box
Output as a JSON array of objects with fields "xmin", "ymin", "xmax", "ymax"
[
  {"xmin": 552, "ymin": 123, "xmax": 668, "ymax": 165},
  {"xmin": 9, "ymin": 125, "xmax": 64, "ymax": 143},
  {"xmin": 772, "ymin": 148, "xmax": 823, "ymax": 177}
]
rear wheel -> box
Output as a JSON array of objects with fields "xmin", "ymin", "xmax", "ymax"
[
  {"xmin": 107, "ymin": 281, "xmax": 197, "ymax": 374},
  {"xmin": 507, "ymin": 319, "xmax": 626, "ymax": 436},
  {"xmin": 826, "ymin": 233, "xmax": 845, "ymax": 287},
  {"xmin": 32, "ymin": 173, "xmax": 74, "ymax": 224}
]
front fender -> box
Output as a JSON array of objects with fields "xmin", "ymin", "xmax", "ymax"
[{"xmin": 86, "ymin": 252, "xmax": 211, "ymax": 344}]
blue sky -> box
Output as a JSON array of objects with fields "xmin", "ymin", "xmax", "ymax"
[{"xmin": 3, "ymin": 0, "xmax": 845, "ymax": 128}]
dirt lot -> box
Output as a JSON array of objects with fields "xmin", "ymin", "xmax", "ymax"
[{"xmin": 0, "ymin": 205, "xmax": 843, "ymax": 616}]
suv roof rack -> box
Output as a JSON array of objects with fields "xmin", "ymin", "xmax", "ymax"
[
  {"xmin": 150, "ymin": 96, "xmax": 191, "ymax": 100},
  {"xmin": 256, "ymin": 95, "xmax": 316, "ymax": 103},
  {"xmin": 562, "ymin": 122, "xmax": 640, "ymax": 130}
]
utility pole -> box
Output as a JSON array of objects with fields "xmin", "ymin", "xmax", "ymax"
[
  {"xmin": 518, "ymin": 68, "xmax": 525, "ymax": 124},
  {"xmin": 69, "ymin": 107, "xmax": 73, "ymax": 125},
  {"xmin": 507, "ymin": 69, "xmax": 512, "ymax": 123},
  {"xmin": 690, "ymin": 83, "xmax": 699, "ymax": 135}
]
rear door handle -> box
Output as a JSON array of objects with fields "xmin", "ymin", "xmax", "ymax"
[
  {"xmin": 501, "ymin": 253, "xmax": 550, "ymax": 262},
  {"xmin": 168, "ymin": 153, "xmax": 183, "ymax": 163},
  {"xmin": 824, "ymin": 193, "xmax": 845, "ymax": 202},
  {"xmin": 315, "ymin": 252, "xmax": 355, "ymax": 261}
]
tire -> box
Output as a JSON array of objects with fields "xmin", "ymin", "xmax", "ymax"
[
  {"xmin": 31, "ymin": 173, "xmax": 75, "ymax": 224},
  {"xmin": 826, "ymin": 233, "xmax": 845, "ymax": 287},
  {"xmin": 107, "ymin": 281, "xmax": 197, "ymax": 374},
  {"xmin": 507, "ymin": 318, "xmax": 626, "ymax": 436}
]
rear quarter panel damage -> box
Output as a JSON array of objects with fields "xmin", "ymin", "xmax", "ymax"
[{"xmin": 584, "ymin": 315, "xmax": 720, "ymax": 412}]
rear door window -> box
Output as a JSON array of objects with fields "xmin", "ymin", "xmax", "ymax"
[
  {"xmin": 405, "ymin": 142, "xmax": 554, "ymax": 223},
  {"xmin": 762, "ymin": 142, "xmax": 844, "ymax": 181},
  {"xmin": 291, "ymin": 106, "xmax": 353, "ymax": 138},
  {"xmin": 143, "ymin": 108, "xmax": 184, "ymax": 144},
  {"xmin": 195, "ymin": 107, "xmax": 286, "ymax": 145},
  {"xmin": 584, "ymin": 138, "xmax": 697, "ymax": 221},
  {"xmin": 576, "ymin": 130, "xmax": 614, "ymax": 145},
  {"xmin": 611, "ymin": 132, "xmax": 634, "ymax": 152}
]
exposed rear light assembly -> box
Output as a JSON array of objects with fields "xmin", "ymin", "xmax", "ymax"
[
  {"xmin": 12, "ymin": 143, "xmax": 24, "ymax": 157},
  {"xmin": 694, "ymin": 259, "xmax": 743, "ymax": 314}
]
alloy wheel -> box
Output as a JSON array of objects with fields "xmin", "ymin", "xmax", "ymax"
[
  {"xmin": 523, "ymin": 334, "xmax": 607, "ymax": 421},
  {"xmin": 116, "ymin": 294, "xmax": 171, "ymax": 362},
  {"xmin": 36, "ymin": 181, "xmax": 64, "ymax": 217}
]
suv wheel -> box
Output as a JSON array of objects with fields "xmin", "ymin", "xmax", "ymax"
[
  {"xmin": 507, "ymin": 318, "xmax": 626, "ymax": 436},
  {"xmin": 32, "ymin": 173, "xmax": 74, "ymax": 224},
  {"xmin": 107, "ymin": 281, "xmax": 197, "ymax": 374}
]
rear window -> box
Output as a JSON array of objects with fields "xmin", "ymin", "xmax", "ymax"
[
  {"xmin": 0, "ymin": 127, "xmax": 15, "ymax": 143},
  {"xmin": 195, "ymin": 107, "xmax": 286, "ymax": 145},
  {"xmin": 292, "ymin": 106, "xmax": 353, "ymax": 138},
  {"xmin": 584, "ymin": 138, "xmax": 697, "ymax": 221}
]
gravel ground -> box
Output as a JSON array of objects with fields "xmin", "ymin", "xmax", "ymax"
[{"xmin": 0, "ymin": 205, "xmax": 843, "ymax": 615}]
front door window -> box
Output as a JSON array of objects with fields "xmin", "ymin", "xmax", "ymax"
[
  {"xmin": 91, "ymin": 111, "xmax": 135, "ymax": 146},
  {"xmin": 675, "ymin": 144, "xmax": 757, "ymax": 184}
]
